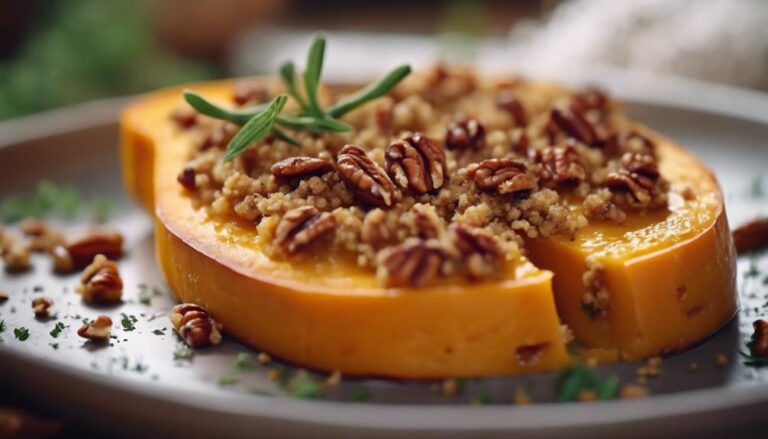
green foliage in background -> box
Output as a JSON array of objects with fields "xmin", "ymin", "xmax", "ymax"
[{"xmin": 0, "ymin": 0, "xmax": 215, "ymax": 120}]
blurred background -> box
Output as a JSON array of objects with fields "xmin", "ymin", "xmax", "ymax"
[{"xmin": 1, "ymin": 0, "xmax": 767, "ymax": 122}]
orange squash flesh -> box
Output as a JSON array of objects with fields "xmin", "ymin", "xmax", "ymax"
[{"xmin": 120, "ymin": 80, "xmax": 736, "ymax": 377}]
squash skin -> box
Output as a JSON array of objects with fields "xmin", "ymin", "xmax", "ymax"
[{"xmin": 121, "ymin": 79, "xmax": 736, "ymax": 376}]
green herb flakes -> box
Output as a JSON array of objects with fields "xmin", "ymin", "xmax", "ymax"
[
  {"xmin": 120, "ymin": 313, "xmax": 138, "ymax": 332},
  {"xmin": 14, "ymin": 327, "xmax": 30, "ymax": 341},
  {"xmin": 50, "ymin": 322, "xmax": 66, "ymax": 338},
  {"xmin": 350, "ymin": 387, "xmax": 372, "ymax": 402},
  {"xmin": 287, "ymin": 370, "xmax": 323, "ymax": 399}
]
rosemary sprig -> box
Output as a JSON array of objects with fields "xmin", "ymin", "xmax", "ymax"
[
  {"xmin": 183, "ymin": 35, "xmax": 412, "ymax": 161},
  {"xmin": 224, "ymin": 95, "xmax": 287, "ymax": 162}
]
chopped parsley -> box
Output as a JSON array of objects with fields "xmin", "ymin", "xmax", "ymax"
[
  {"xmin": 50, "ymin": 343, "xmax": 59, "ymax": 350},
  {"xmin": 0, "ymin": 320, "xmax": 5, "ymax": 333},
  {"xmin": 0, "ymin": 181, "xmax": 80, "ymax": 223},
  {"xmin": 50, "ymin": 322, "xmax": 66, "ymax": 338},
  {"xmin": 14, "ymin": 327, "xmax": 30, "ymax": 341},
  {"xmin": 233, "ymin": 352, "xmax": 250, "ymax": 371},
  {"xmin": 120, "ymin": 313, "xmax": 138, "ymax": 332},
  {"xmin": 741, "ymin": 350, "xmax": 768, "ymax": 367},
  {"xmin": 137, "ymin": 284, "xmax": 163, "ymax": 306},
  {"xmin": 471, "ymin": 391, "xmax": 492, "ymax": 405},
  {"xmin": 173, "ymin": 344, "xmax": 194, "ymax": 361},
  {"xmin": 151, "ymin": 329, "xmax": 165, "ymax": 336},
  {"xmin": 287, "ymin": 370, "xmax": 322, "ymax": 399},
  {"xmin": 557, "ymin": 363, "xmax": 618, "ymax": 402},
  {"xmin": 350, "ymin": 387, "xmax": 372, "ymax": 402},
  {"xmin": 218, "ymin": 375, "xmax": 238, "ymax": 387}
]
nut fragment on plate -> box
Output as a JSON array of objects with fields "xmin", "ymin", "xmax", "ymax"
[
  {"xmin": 271, "ymin": 157, "xmax": 333, "ymax": 179},
  {"xmin": 530, "ymin": 141, "xmax": 586, "ymax": 186},
  {"xmin": 750, "ymin": 319, "xmax": 768, "ymax": 357},
  {"xmin": 466, "ymin": 158, "xmax": 536, "ymax": 195},
  {"xmin": 732, "ymin": 218, "xmax": 768, "ymax": 255},
  {"xmin": 377, "ymin": 238, "xmax": 448, "ymax": 287},
  {"xmin": 50, "ymin": 245, "xmax": 75, "ymax": 274},
  {"xmin": 77, "ymin": 315, "xmax": 113, "ymax": 342},
  {"xmin": 445, "ymin": 117, "xmax": 486, "ymax": 150},
  {"xmin": 385, "ymin": 133, "xmax": 447, "ymax": 194},
  {"xmin": 450, "ymin": 223, "xmax": 505, "ymax": 278},
  {"xmin": 0, "ymin": 290, "xmax": 8, "ymax": 302},
  {"xmin": 19, "ymin": 218, "xmax": 64, "ymax": 252},
  {"xmin": 170, "ymin": 303, "xmax": 223, "ymax": 348},
  {"xmin": 337, "ymin": 145, "xmax": 401, "ymax": 208},
  {"xmin": 31, "ymin": 297, "xmax": 53, "ymax": 318},
  {"xmin": 77, "ymin": 254, "xmax": 123, "ymax": 303},
  {"xmin": 274, "ymin": 206, "xmax": 336, "ymax": 254},
  {"xmin": 2, "ymin": 243, "xmax": 31, "ymax": 273},
  {"xmin": 65, "ymin": 231, "xmax": 124, "ymax": 269}
]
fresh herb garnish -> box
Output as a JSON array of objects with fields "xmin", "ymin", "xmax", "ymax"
[
  {"xmin": 218, "ymin": 375, "xmax": 238, "ymax": 387},
  {"xmin": 50, "ymin": 343, "xmax": 59, "ymax": 350},
  {"xmin": 287, "ymin": 370, "xmax": 323, "ymax": 399},
  {"xmin": 14, "ymin": 327, "xmax": 30, "ymax": 341},
  {"xmin": 0, "ymin": 181, "xmax": 113, "ymax": 224},
  {"xmin": 173, "ymin": 343, "xmax": 194, "ymax": 361},
  {"xmin": 50, "ymin": 322, "xmax": 66, "ymax": 338},
  {"xmin": 471, "ymin": 391, "xmax": 492, "ymax": 405},
  {"xmin": 0, "ymin": 320, "xmax": 5, "ymax": 333},
  {"xmin": 741, "ymin": 350, "xmax": 768, "ymax": 367},
  {"xmin": 120, "ymin": 313, "xmax": 137, "ymax": 332},
  {"xmin": 557, "ymin": 363, "xmax": 618, "ymax": 402},
  {"xmin": 233, "ymin": 352, "xmax": 250, "ymax": 371},
  {"xmin": 151, "ymin": 329, "xmax": 165, "ymax": 336},
  {"xmin": 184, "ymin": 36, "xmax": 411, "ymax": 162}
]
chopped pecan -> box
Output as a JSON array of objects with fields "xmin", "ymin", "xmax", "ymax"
[
  {"xmin": 604, "ymin": 153, "xmax": 660, "ymax": 206},
  {"xmin": 733, "ymin": 218, "xmax": 768, "ymax": 255},
  {"xmin": 749, "ymin": 319, "xmax": 768, "ymax": 357},
  {"xmin": 608, "ymin": 130, "xmax": 655, "ymax": 156},
  {"xmin": 0, "ymin": 290, "xmax": 7, "ymax": 302},
  {"xmin": 466, "ymin": 158, "xmax": 536, "ymax": 195},
  {"xmin": 233, "ymin": 80, "xmax": 269, "ymax": 106},
  {"xmin": 496, "ymin": 92, "xmax": 527, "ymax": 126},
  {"xmin": 170, "ymin": 303, "xmax": 223, "ymax": 348},
  {"xmin": 51, "ymin": 245, "xmax": 75, "ymax": 274},
  {"xmin": 549, "ymin": 106, "xmax": 598, "ymax": 145},
  {"xmin": 385, "ymin": 133, "xmax": 447, "ymax": 194},
  {"xmin": 65, "ymin": 231, "xmax": 124, "ymax": 269},
  {"xmin": 530, "ymin": 141, "xmax": 586, "ymax": 186},
  {"xmin": 450, "ymin": 223, "xmax": 505, "ymax": 278},
  {"xmin": 177, "ymin": 165, "xmax": 197, "ymax": 190},
  {"xmin": 274, "ymin": 206, "xmax": 336, "ymax": 254},
  {"xmin": 337, "ymin": 145, "xmax": 401, "ymax": 208},
  {"xmin": 570, "ymin": 88, "xmax": 609, "ymax": 115},
  {"xmin": 77, "ymin": 315, "xmax": 113, "ymax": 342},
  {"xmin": 170, "ymin": 106, "xmax": 198, "ymax": 129},
  {"xmin": 408, "ymin": 204, "xmax": 444, "ymax": 240},
  {"xmin": 77, "ymin": 254, "xmax": 123, "ymax": 303},
  {"xmin": 445, "ymin": 117, "xmax": 486, "ymax": 150},
  {"xmin": 378, "ymin": 239, "xmax": 447, "ymax": 287},
  {"xmin": 3, "ymin": 243, "xmax": 31, "ymax": 273},
  {"xmin": 271, "ymin": 157, "xmax": 333, "ymax": 180},
  {"xmin": 20, "ymin": 218, "xmax": 64, "ymax": 252},
  {"xmin": 31, "ymin": 297, "xmax": 53, "ymax": 318}
]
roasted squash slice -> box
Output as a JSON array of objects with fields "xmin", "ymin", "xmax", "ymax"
[{"xmin": 120, "ymin": 79, "xmax": 736, "ymax": 377}]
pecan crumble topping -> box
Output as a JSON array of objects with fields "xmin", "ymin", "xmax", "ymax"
[{"xmin": 172, "ymin": 66, "xmax": 672, "ymax": 287}]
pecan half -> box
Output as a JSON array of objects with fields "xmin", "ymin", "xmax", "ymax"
[
  {"xmin": 450, "ymin": 224, "xmax": 505, "ymax": 278},
  {"xmin": 549, "ymin": 106, "xmax": 598, "ymax": 145},
  {"xmin": 3, "ymin": 243, "xmax": 31, "ymax": 273},
  {"xmin": 467, "ymin": 158, "xmax": 536, "ymax": 195},
  {"xmin": 530, "ymin": 141, "xmax": 586, "ymax": 186},
  {"xmin": 170, "ymin": 303, "xmax": 223, "ymax": 348},
  {"xmin": 570, "ymin": 88, "xmax": 609, "ymax": 115},
  {"xmin": 65, "ymin": 231, "xmax": 124, "ymax": 269},
  {"xmin": 496, "ymin": 92, "xmax": 527, "ymax": 126},
  {"xmin": 337, "ymin": 145, "xmax": 401, "ymax": 208},
  {"xmin": 733, "ymin": 218, "xmax": 768, "ymax": 255},
  {"xmin": 233, "ymin": 80, "xmax": 269, "ymax": 106},
  {"xmin": 31, "ymin": 297, "xmax": 53, "ymax": 318},
  {"xmin": 51, "ymin": 245, "xmax": 75, "ymax": 274},
  {"xmin": 408, "ymin": 204, "xmax": 444, "ymax": 240},
  {"xmin": 78, "ymin": 315, "xmax": 113, "ymax": 342},
  {"xmin": 77, "ymin": 254, "xmax": 123, "ymax": 304},
  {"xmin": 604, "ymin": 153, "xmax": 660, "ymax": 206},
  {"xmin": 750, "ymin": 319, "xmax": 768, "ymax": 357},
  {"xmin": 385, "ymin": 133, "xmax": 447, "ymax": 194},
  {"xmin": 274, "ymin": 206, "xmax": 336, "ymax": 254},
  {"xmin": 378, "ymin": 239, "xmax": 447, "ymax": 287},
  {"xmin": 608, "ymin": 130, "xmax": 655, "ymax": 157},
  {"xmin": 445, "ymin": 117, "xmax": 486, "ymax": 150},
  {"xmin": 271, "ymin": 157, "xmax": 333, "ymax": 180}
]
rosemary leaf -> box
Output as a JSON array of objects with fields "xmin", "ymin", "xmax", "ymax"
[
  {"xmin": 303, "ymin": 36, "xmax": 326, "ymax": 117},
  {"xmin": 224, "ymin": 95, "xmax": 287, "ymax": 162},
  {"xmin": 328, "ymin": 64, "xmax": 412, "ymax": 118},
  {"xmin": 279, "ymin": 62, "xmax": 307, "ymax": 110},
  {"xmin": 271, "ymin": 127, "xmax": 300, "ymax": 147},
  {"xmin": 183, "ymin": 90, "xmax": 264, "ymax": 125},
  {"xmin": 276, "ymin": 115, "xmax": 351, "ymax": 133}
]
